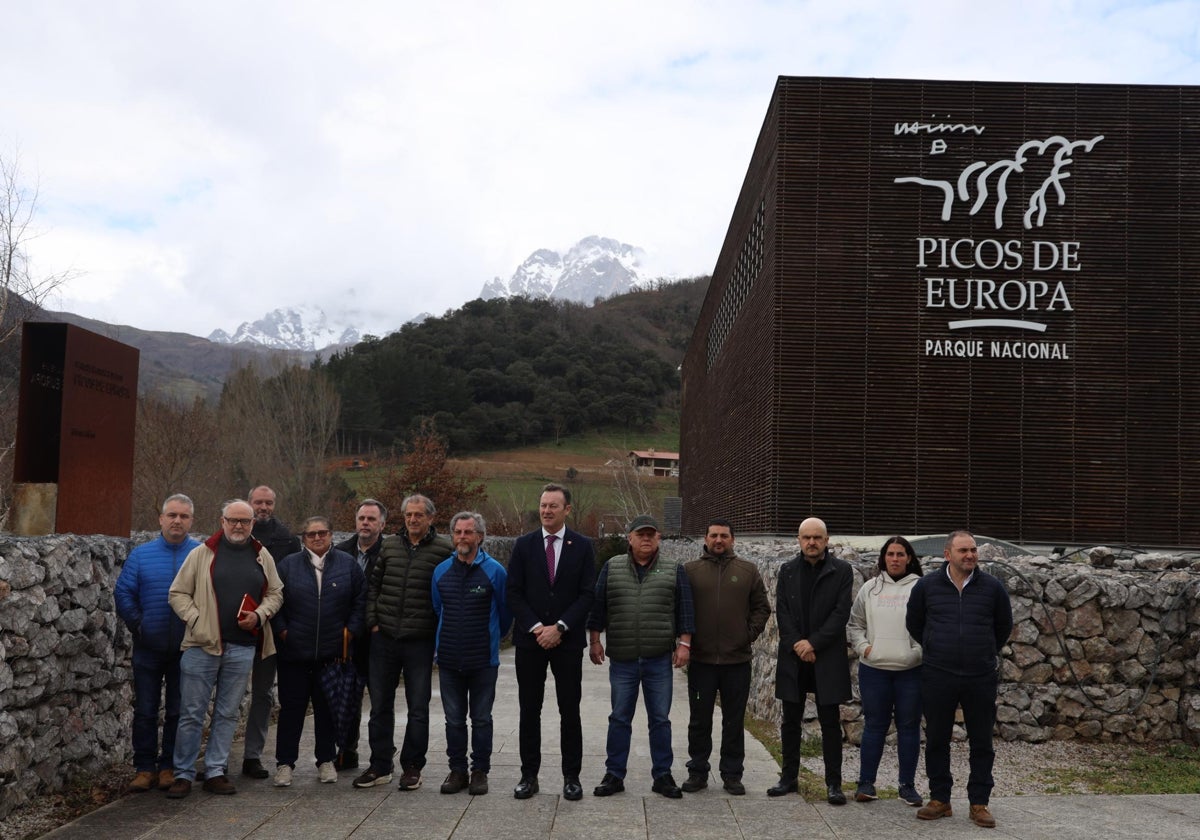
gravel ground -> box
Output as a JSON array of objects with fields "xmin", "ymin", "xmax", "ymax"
[{"xmin": 803, "ymin": 738, "xmax": 1123, "ymax": 797}]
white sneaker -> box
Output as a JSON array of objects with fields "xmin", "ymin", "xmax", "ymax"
[
  {"xmin": 274, "ymin": 765, "xmax": 293, "ymax": 787},
  {"xmin": 318, "ymin": 762, "xmax": 337, "ymax": 784}
]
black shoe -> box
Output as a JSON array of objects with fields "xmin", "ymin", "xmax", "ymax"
[
  {"xmin": 767, "ymin": 777, "xmax": 798, "ymax": 797},
  {"xmin": 723, "ymin": 777, "xmax": 746, "ymax": 795},
  {"xmin": 827, "ymin": 784, "xmax": 847, "ymax": 805},
  {"xmin": 563, "ymin": 776, "xmax": 583, "ymax": 801},
  {"xmin": 335, "ymin": 751, "xmax": 359, "ymax": 771},
  {"xmin": 240, "ymin": 759, "xmax": 268, "ymax": 779},
  {"xmin": 681, "ymin": 772, "xmax": 708, "ymax": 793},
  {"xmin": 854, "ymin": 782, "xmax": 878, "ymax": 802},
  {"xmin": 651, "ymin": 773, "xmax": 683, "ymax": 799},
  {"xmin": 593, "ymin": 773, "xmax": 625, "ymax": 797},
  {"xmin": 441, "ymin": 770, "xmax": 469, "ymax": 794},
  {"xmin": 468, "ymin": 770, "xmax": 488, "ymax": 796},
  {"xmin": 514, "ymin": 776, "xmax": 538, "ymax": 799}
]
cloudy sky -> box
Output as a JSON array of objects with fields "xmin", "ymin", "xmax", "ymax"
[{"xmin": 5, "ymin": 1, "xmax": 1197, "ymax": 339}]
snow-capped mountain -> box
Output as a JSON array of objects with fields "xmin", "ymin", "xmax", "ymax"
[
  {"xmin": 481, "ymin": 236, "xmax": 647, "ymax": 303},
  {"xmin": 208, "ymin": 305, "xmax": 360, "ymax": 351}
]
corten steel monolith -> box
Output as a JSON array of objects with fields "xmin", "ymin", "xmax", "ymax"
[{"xmin": 11, "ymin": 322, "xmax": 139, "ymax": 536}]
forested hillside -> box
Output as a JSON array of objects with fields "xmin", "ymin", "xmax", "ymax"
[{"xmin": 317, "ymin": 277, "xmax": 708, "ymax": 453}]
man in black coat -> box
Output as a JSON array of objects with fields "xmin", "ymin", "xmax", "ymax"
[
  {"xmin": 243, "ymin": 484, "xmax": 302, "ymax": 780},
  {"xmin": 333, "ymin": 498, "xmax": 388, "ymax": 770},
  {"xmin": 770, "ymin": 516, "xmax": 853, "ymax": 805},
  {"xmin": 505, "ymin": 483, "xmax": 596, "ymax": 802}
]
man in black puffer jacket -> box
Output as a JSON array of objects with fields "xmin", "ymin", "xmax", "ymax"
[
  {"xmin": 354, "ymin": 494, "xmax": 452, "ymax": 792},
  {"xmin": 270, "ymin": 516, "xmax": 366, "ymax": 786},
  {"xmin": 906, "ymin": 530, "xmax": 1013, "ymax": 829}
]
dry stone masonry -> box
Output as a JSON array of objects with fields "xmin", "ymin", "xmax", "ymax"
[{"xmin": 0, "ymin": 534, "xmax": 1197, "ymax": 819}]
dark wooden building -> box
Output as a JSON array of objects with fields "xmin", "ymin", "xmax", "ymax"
[{"xmin": 680, "ymin": 76, "xmax": 1199, "ymax": 546}]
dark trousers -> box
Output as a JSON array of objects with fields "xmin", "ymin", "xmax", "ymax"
[
  {"xmin": 367, "ymin": 633, "xmax": 434, "ymax": 774},
  {"xmin": 514, "ymin": 644, "xmax": 584, "ymax": 778},
  {"xmin": 439, "ymin": 665, "xmax": 499, "ymax": 774},
  {"xmin": 274, "ymin": 658, "xmax": 336, "ymax": 768},
  {"xmin": 685, "ymin": 661, "xmax": 751, "ymax": 780},
  {"xmin": 131, "ymin": 646, "xmax": 181, "ymax": 772},
  {"xmin": 780, "ymin": 696, "xmax": 843, "ymax": 785},
  {"xmin": 922, "ymin": 667, "xmax": 998, "ymax": 805}
]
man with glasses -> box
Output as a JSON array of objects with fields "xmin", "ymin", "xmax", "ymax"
[
  {"xmin": 242, "ymin": 485, "xmax": 302, "ymax": 780},
  {"xmin": 431, "ymin": 512, "xmax": 511, "ymax": 796},
  {"xmin": 271, "ymin": 517, "xmax": 366, "ymax": 786},
  {"xmin": 165, "ymin": 499, "xmax": 283, "ymax": 799}
]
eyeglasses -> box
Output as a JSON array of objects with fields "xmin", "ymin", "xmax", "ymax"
[
  {"xmin": 303, "ymin": 529, "xmax": 331, "ymax": 538},
  {"xmin": 223, "ymin": 517, "xmax": 253, "ymax": 527}
]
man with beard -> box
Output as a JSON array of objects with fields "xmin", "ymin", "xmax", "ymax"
[
  {"xmin": 680, "ymin": 518, "xmax": 771, "ymax": 796},
  {"xmin": 165, "ymin": 499, "xmax": 283, "ymax": 798}
]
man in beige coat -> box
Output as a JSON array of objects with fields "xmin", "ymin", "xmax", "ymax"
[{"xmin": 165, "ymin": 499, "xmax": 284, "ymax": 799}]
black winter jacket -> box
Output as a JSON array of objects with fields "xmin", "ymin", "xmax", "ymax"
[
  {"xmin": 366, "ymin": 527, "xmax": 452, "ymax": 640},
  {"xmin": 905, "ymin": 565, "xmax": 1013, "ymax": 677},
  {"xmin": 271, "ymin": 548, "xmax": 367, "ymax": 662}
]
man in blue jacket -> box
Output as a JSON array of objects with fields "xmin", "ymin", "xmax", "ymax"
[
  {"xmin": 115, "ymin": 493, "xmax": 201, "ymax": 793},
  {"xmin": 431, "ymin": 511, "xmax": 512, "ymax": 796},
  {"xmin": 906, "ymin": 530, "xmax": 1013, "ymax": 829}
]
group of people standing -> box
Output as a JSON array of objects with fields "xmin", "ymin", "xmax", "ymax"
[
  {"xmin": 771, "ymin": 518, "xmax": 1013, "ymax": 828},
  {"xmin": 114, "ymin": 483, "xmax": 1012, "ymax": 828}
]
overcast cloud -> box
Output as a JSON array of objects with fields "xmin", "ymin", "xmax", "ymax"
[{"xmin": 5, "ymin": 0, "xmax": 1197, "ymax": 338}]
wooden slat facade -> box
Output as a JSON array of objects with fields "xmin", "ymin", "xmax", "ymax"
[{"xmin": 680, "ymin": 76, "xmax": 1199, "ymax": 546}]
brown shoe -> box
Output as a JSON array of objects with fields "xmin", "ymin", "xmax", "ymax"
[
  {"xmin": 165, "ymin": 779, "xmax": 192, "ymax": 799},
  {"xmin": 126, "ymin": 771, "xmax": 155, "ymax": 793},
  {"xmin": 202, "ymin": 774, "xmax": 237, "ymax": 795},
  {"xmin": 397, "ymin": 767, "xmax": 422, "ymax": 790},
  {"xmin": 156, "ymin": 769, "xmax": 175, "ymax": 791},
  {"xmin": 917, "ymin": 799, "xmax": 953, "ymax": 820},
  {"xmin": 970, "ymin": 804, "xmax": 996, "ymax": 827},
  {"xmin": 440, "ymin": 770, "xmax": 469, "ymax": 794},
  {"xmin": 468, "ymin": 770, "xmax": 488, "ymax": 795}
]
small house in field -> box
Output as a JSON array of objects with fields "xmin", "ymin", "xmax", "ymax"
[{"xmin": 628, "ymin": 449, "xmax": 679, "ymax": 477}]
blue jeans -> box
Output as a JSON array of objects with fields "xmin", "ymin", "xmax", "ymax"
[
  {"xmin": 606, "ymin": 654, "xmax": 673, "ymax": 780},
  {"xmin": 439, "ymin": 665, "xmax": 498, "ymax": 774},
  {"xmin": 173, "ymin": 644, "xmax": 256, "ymax": 781},
  {"xmin": 131, "ymin": 646, "xmax": 181, "ymax": 772},
  {"xmin": 367, "ymin": 633, "xmax": 434, "ymax": 774},
  {"xmin": 922, "ymin": 666, "xmax": 998, "ymax": 805},
  {"xmin": 856, "ymin": 662, "xmax": 921, "ymax": 786}
]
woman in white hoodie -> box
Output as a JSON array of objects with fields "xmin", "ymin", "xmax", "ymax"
[{"xmin": 847, "ymin": 536, "xmax": 924, "ymax": 807}]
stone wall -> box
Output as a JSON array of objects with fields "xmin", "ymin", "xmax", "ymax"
[
  {"xmin": 0, "ymin": 535, "xmax": 133, "ymax": 819},
  {"xmin": 2, "ymin": 533, "xmax": 1197, "ymax": 818},
  {"xmin": 736, "ymin": 541, "xmax": 1200, "ymax": 746}
]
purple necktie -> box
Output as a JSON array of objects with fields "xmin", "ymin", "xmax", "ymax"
[{"xmin": 546, "ymin": 534, "xmax": 558, "ymax": 585}]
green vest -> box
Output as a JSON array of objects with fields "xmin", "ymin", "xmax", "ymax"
[{"xmin": 604, "ymin": 553, "xmax": 678, "ymax": 660}]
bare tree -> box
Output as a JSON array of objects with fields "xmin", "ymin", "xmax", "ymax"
[
  {"xmin": 132, "ymin": 394, "xmax": 225, "ymax": 530},
  {"xmin": 218, "ymin": 358, "xmax": 346, "ymax": 518},
  {"xmin": 606, "ymin": 448, "xmax": 654, "ymax": 524}
]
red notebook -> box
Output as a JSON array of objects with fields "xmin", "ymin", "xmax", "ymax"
[{"xmin": 239, "ymin": 593, "xmax": 260, "ymax": 636}]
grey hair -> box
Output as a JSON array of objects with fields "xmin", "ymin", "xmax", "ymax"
[
  {"xmin": 401, "ymin": 494, "xmax": 436, "ymax": 516},
  {"xmin": 302, "ymin": 515, "xmax": 332, "ymax": 532},
  {"xmin": 161, "ymin": 493, "xmax": 194, "ymax": 514},
  {"xmin": 449, "ymin": 511, "xmax": 486, "ymax": 538},
  {"xmin": 221, "ymin": 499, "xmax": 251, "ymax": 517}
]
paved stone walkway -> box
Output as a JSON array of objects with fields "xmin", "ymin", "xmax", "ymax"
[{"xmin": 44, "ymin": 646, "xmax": 1200, "ymax": 839}]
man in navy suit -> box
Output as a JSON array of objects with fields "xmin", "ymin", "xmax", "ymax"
[{"xmin": 506, "ymin": 483, "xmax": 596, "ymax": 802}]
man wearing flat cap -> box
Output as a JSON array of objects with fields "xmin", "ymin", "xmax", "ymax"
[{"xmin": 586, "ymin": 515, "xmax": 694, "ymax": 799}]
